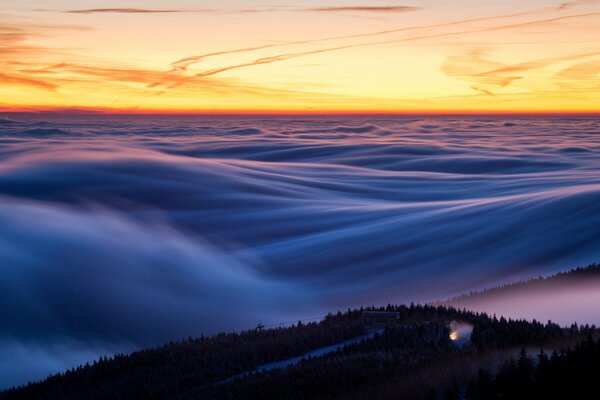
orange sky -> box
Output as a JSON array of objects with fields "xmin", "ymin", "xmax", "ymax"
[{"xmin": 1, "ymin": 0, "xmax": 599, "ymax": 112}]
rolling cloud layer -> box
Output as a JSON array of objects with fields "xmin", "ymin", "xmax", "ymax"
[{"xmin": 0, "ymin": 114, "xmax": 599, "ymax": 388}]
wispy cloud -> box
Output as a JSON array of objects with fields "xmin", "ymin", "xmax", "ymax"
[
  {"xmin": 0, "ymin": 26, "xmax": 363, "ymax": 104},
  {"xmin": 168, "ymin": 4, "xmax": 597, "ymax": 74},
  {"xmin": 4, "ymin": 1, "xmax": 600, "ymax": 109},
  {"xmin": 0, "ymin": 22, "xmax": 90, "ymax": 90},
  {"xmin": 57, "ymin": 0, "xmax": 595, "ymax": 17},
  {"xmin": 6, "ymin": 9, "xmax": 599, "ymax": 93},
  {"xmin": 553, "ymin": 58, "xmax": 600, "ymax": 93},
  {"xmin": 442, "ymin": 48, "xmax": 600, "ymax": 96},
  {"xmin": 442, "ymin": 49, "xmax": 510, "ymax": 92},
  {"xmin": 557, "ymin": 58, "xmax": 600, "ymax": 79},
  {"xmin": 64, "ymin": 8, "xmax": 213, "ymax": 14},
  {"xmin": 0, "ymin": 21, "xmax": 234, "ymax": 94},
  {"xmin": 0, "ymin": 23, "xmax": 89, "ymax": 55},
  {"xmin": 557, "ymin": 0, "xmax": 599, "ymax": 10},
  {"xmin": 307, "ymin": 6, "xmax": 420, "ymax": 13},
  {"xmin": 61, "ymin": 5, "xmax": 420, "ymax": 15},
  {"xmin": 166, "ymin": 11, "xmax": 600, "ymax": 83},
  {"xmin": 0, "ymin": 72, "xmax": 57, "ymax": 90}
]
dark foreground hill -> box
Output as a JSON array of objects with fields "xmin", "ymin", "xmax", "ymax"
[
  {"xmin": 2, "ymin": 265, "xmax": 600, "ymax": 400},
  {"xmin": 2, "ymin": 306, "xmax": 597, "ymax": 400}
]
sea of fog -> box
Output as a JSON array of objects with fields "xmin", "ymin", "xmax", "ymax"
[{"xmin": 0, "ymin": 114, "xmax": 599, "ymax": 388}]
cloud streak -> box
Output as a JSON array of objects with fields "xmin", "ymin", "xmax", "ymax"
[
  {"xmin": 443, "ymin": 48, "xmax": 600, "ymax": 95},
  {"xmin": 167, "ymin": 4, "xmax": 597, "ymax": 74},
  {"xmin": 0, "ymin": 21, "xmax": 338, "ymax": 99},
  {"xmin": 176, "ymin": 12, "xmax": 600, "ymax": 82},
  {"xmin": 307, "ymin": 6, "xmax": 420, "ymax": 13},
  {"xmin": 557, "ymin": 58, "xmax": 600, "ymax": 79},
  {"xmin": 558, "ymin": 0, "xmax": 599, "ymax": 10},
  {"xmin": 62, "ymin": 5, "xmax": 420, "ymax": 15},
  {"xmin": 64, "ymin": 8, "xmax": 213, "ymax": 14},
  {"xmin": 3, "ymin": 0, "xmax": 600, "ymax": 110},
  {"xmin": 0, "ymin": 72, "xmax": 57, "ymax": 90}
]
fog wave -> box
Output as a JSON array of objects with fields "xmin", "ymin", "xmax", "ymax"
[{"xmin": 0, "ymin": 114, "xmax": 599, "ymax": 387}]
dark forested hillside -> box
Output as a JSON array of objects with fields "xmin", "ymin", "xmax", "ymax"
[
  {"xmin": 445, "ymin": 335, "xmax": 600, "ymax": 400},
  {"xmin": 2, "ymin": 303, "xmax": 597, "ymax": 400}
]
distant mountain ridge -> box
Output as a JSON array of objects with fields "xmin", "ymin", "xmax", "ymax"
[
  {"xmin": 438, "ymin": 263, "xmax": 600, "ymax": 327},
  {"xmin": 443, "ymin": 263, "xmax": 600, "ymax": 304}
]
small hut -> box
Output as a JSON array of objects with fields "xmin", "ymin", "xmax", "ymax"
[{"xmin": 362, "ymin": 311, "xmax": 400, "ymax": 329}]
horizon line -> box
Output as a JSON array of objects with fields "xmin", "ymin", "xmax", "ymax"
[{"xmin": 1, "ymin": 107, "xmax": 599, "ymax": 116}]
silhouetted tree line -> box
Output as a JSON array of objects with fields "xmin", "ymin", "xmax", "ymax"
[
  {"xmin": 437, "ymin": 334, "xmax": 600, "ymax": 400},
  {"xmin": 1, "ymin": 304, "xmax": 596, "ymax": 400},
  {"xmin": 205, "ymin": 306, "xmax": 585, "ymax": 400},
  {"xmin": 0, "ymin": 313, "xmax": 363, "ymax": 400}
]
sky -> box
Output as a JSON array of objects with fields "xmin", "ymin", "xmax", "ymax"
[{"xmin": 1, "ymin": 0, "xmax": 599, "ymax": 112}]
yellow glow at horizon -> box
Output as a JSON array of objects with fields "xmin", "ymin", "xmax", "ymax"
[{"xmin": 1, "ymin": 1, "xmax": 599, "ymax": 112}]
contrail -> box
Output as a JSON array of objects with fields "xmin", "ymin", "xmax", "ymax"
[
  {"xmin": 169, "ymin": 1, "xmax": 594, "ymax": 72},
  {"xmin": 189, "ymin": 12, "xmax": 600, "ymax": 79}
]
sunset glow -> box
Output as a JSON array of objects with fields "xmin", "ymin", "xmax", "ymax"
[{"xmin": 2, "ymin": 0, "xmax": 600, "ymax": 113}]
